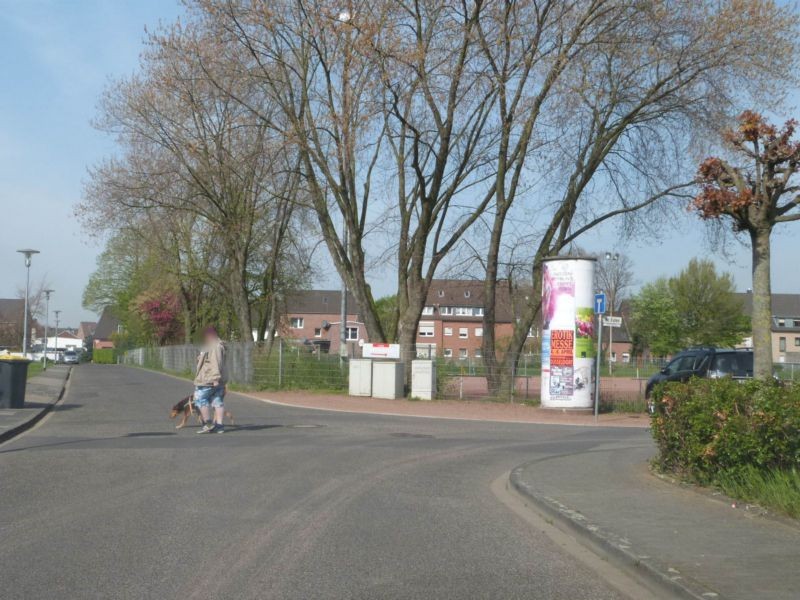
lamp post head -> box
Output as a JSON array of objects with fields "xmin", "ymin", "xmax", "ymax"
[
  {"xmin": 17, "ymin": 248, "xmax": 40, "ymax": 267},
  {"xmin": 43, "ymin": 289, "xmax": 55, "ymax": 299},
  {"xmin": 604, "ymin": 251, "xmax": 619, "ymax": 261}
]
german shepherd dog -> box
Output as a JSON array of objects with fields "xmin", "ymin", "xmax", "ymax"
[{"xmin": 170, "ymin": 394, "xmax": 234, "ymax": 429}]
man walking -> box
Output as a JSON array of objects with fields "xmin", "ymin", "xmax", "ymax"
[{"xmin": 194, "ymin": 326, "xmax": 228, "ymax": 434}]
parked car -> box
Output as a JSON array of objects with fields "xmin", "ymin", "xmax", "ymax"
[
  {"xmin": 63, "ymin": 351, "xmax": 79, "ymax": 365},
  {"xmin": 645, "ymin": 347, "xmax": 753, "ymax": 400}
]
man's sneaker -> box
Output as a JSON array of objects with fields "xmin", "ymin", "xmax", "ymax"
[
  {"xmin": 214, "ymin": 424, "xmax": 225, "ymax": 434},
  {"xmin": 197, "ymin": 423, "xmax": 215, "ymax": 434}
]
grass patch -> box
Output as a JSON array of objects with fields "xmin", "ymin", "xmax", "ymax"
[
  {"xmin": 27, "ymin": 361, "xmax": 44, "ymax": 379},
  {"xmin": 716, "ymin": 466, "xmax": 800, "ymax": 519}
]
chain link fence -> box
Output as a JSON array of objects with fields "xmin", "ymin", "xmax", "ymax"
[{"xmin": 122, "ymin": 341, "xmax": 799, "ymax": 411}]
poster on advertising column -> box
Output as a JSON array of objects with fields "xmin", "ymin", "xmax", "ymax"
[{"xmin": 540, "ymin": 257, "xmax": 596, "ymax": 408}]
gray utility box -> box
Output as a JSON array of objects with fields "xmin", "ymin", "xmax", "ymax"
[
  {"xmin": 348, "ymin": 359, "xmax": 373, "ymax": 396},
  {"xmin": 411, "ymin": 360, "xmax": 436, "ymax": 400},
  {"xmin": 371, "ymin": 361, "xmax": 405, "ymax": 399}
]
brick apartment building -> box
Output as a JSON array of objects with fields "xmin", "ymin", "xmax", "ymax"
[
  {"xmin": 282, "ymin": 282, "xmax": 525, "ymax": 359},
  {"xmin": 414, "ymin": 280, "xmax": 519, "ymax": 360},
  {"xmin": 281, "ymin": 290, "xmax": 364, "ymax": 356}
]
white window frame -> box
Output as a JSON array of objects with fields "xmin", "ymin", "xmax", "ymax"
[
  {"xmin": 473, "ymin": 307, "xmax": 484, "ymax": 316},
  {"xmin": 459, "ymin": 348, "xmax": 468, "ymax": 359},
  {"xmin": 290, "ymin": 317, "xmax": 304, "ymax": 329},
  {"xmin": 346, "ymin": 326, "xmax": 358, "ymax": 341},
  {"xmin": 440, "ymin": 306, "xmax": 454, "ymax": 316},
  {"xmin": 419, "ymin": 323, "xmax": 435, "ymax": 337},
  {"xmin": 443, "ymin": 348, "xmax": 453, "ymax": 358},
  {"xmin": 474, "ymin": 348, "xmax": 482, "ymax": 358},
  {"xmin": 444, "ymin": 327, "xmax": 453, "ymax": 337},
  {"xmin": 421, "ymin": 306, "xmax": 434, "ymax": 316},
  {"xmin": 455, "ymin": 306, "xmax": 473, "ymax": 316},
  {"xmin": 313, "ymin": 327, "xmax": 322, "ymax": 338},
  {"xmin": 475, "ymin": 327, "xmax": 483, "ymax": 337},
  {"xmin": 459, "ymin": 327, "xmax": 468, "ymax": 339}
]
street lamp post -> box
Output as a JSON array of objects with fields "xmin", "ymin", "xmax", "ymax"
[
  {"xmin": 54, "ymin": 310, "xmax": 61, "ymax": 364},
  {"xmin": 604, "ymin": 252, "xmax": 620, "ymax": 374},
  {"xmin": 42, "ymin": 289, "xmax": 54, "ymax": 370},
  {"xmin": 16, "ymin": 249, "xmax": 40, "ymax": 356}
]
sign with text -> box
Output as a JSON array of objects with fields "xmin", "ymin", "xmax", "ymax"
[
  {"xmin": 362, "ymin": 343, "xmax": 401, "ymax": 359},
  {"xmin": 602, "ymin": 316, "xmax": 622, "ymax": 327}
]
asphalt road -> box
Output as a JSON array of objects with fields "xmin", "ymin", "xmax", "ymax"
[{"xmin": 1, "ymin": 365, "xmax": 654, "ymax": 600}]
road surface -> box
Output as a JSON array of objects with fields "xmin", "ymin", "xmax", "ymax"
[{"xmin": 1, "ymin": 365, "xmax": 655, "ymax": 599}]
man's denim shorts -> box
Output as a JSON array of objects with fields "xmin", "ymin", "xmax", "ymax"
[{"xmin": 194, "ymin": 385, "xmax": 225, "ymax": 409}]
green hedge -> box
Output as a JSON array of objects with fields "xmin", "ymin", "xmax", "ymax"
[
  {"xmin": 93, "ymin": 348, "xmax": 116, "ymax": 364},
  {"xmin": 651, "ymin": 378, "xmax": 800, "ymax": 481}
]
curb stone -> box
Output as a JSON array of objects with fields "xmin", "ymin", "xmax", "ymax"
[
  {"xmin": 508, "ymin": 463, "xmax": 722, "ymax": 600},
  {"xmin": 0, "ymin": 367, "xmax": 71, "ymax": 445}
]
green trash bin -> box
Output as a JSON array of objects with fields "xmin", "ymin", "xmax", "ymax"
[{"xmin": 0, "ymin": 358, "xmax": 32, "ymax": 409}]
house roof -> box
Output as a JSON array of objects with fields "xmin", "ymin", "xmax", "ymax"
[
  {"xmin": 94, "ymin": 307, "xmax": 121, "ymax": 340},
  {"xmin": 284, "ymin": 290, "xmax": 359, "ymax": 315},
  {"xmin": 735, "ymin": 292, "xmax": 800, "ymax": 332},
  {"xmin": 0, "ymin": 298, "xmax": 24, "ymax": 323},
  {"xmin": 425, "ymin": 279, "xmax": 517, "ymax": 322},
  {"xmin": 77, "ymin": 321, "xmax": 97, "ymax": 337}
]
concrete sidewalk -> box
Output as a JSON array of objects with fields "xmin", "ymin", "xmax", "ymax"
[
  {"xmin": 0, "ymin": 365, "xmax": 70, "ymax": 444},
  {"xmin": 510, "ymin": 441, "xmax": 800, "ymax": 600}
]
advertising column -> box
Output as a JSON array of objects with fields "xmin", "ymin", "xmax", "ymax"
[{"xmin": 540, "ymin": 257, "xmax": 596, "ymax": 408}]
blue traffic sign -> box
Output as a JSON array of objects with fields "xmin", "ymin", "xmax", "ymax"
[{"xmin": 594, "ymin": 293, "xmax": 606, "ymax": 314}]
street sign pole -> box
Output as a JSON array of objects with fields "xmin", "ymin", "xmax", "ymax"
[
  {"xmin": 595, "ymin": 315, "xmax": 602, "ymax": 419},
  {"xmin": 593, "ymin": 292, "xmax": 606, "ymax": 420}
]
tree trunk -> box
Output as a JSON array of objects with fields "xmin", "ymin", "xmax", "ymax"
[{"xmin": 750, "ymin": 226, "xmax": 773, "ymax": 379}]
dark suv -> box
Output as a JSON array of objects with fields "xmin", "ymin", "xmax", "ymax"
[{"xmin": 645, "ymin": 347, "xmax": 753, "ymax": 399}]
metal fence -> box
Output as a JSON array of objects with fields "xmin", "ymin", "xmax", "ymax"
[{"xmin": 121, "ymin": 341, "xmax": 799, "ymax": 411}]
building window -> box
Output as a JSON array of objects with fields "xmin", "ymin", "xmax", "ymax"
[
  {"xmin": 778, "ymin": 319, "xmax": 786, "ymax": 327},
  {"xmin": 422, "ymin": 306, "xmax": 434, "ymax": 315},
  {"xmin": 459, "ymin": 348, "xmax": 468, "ymax": 359},
  {"xmin": 455, "ymin": 307, "xmax": 473, "ymax": 316},
  {"xmin": 779, "ymin": 337, "xmax": 787, "ymax": 352},
  {"xmin": 419, "ymin": 323, "xmax": 435, "ymax": 337},
  {"xmin": 290, "ymin": 317, "xmax": 304, "ymax": 329},
  {"xmin": 795, "ymin": 337, "xmax": 800, "ymax": 347},
  {"xmin": 438, "ymin": 289, "xmax": 445, "ymax": 298},
  {"xmin": 622, "ymin": 352, "xmax": 631, "ymax": 363},
  {"xmin": 464, "ymin": 290, "xmax": 471, "ymax": 298},
  {"xmin": 440, "ymin": 306, "xmax": 453, "ymax": 316},
  {"xmin": 527, "ymin": 327, "xmax": 538, "ymax": 338},
  {"xmin": 443, "ymin": 348, "xmax": 453, "ymax": 358},
  {"xmin": 474, "ymin": 348, "xmax": 482, "ymax": 358},
  {"xmin": 444, "ymin": 327, "xmax": 453, "ymax": 337},
  {"xmin": 346, "ymin": 327, "xmax": 358, "ymax": 341},
  {"xmin": 475, "ymin": 327, "xmax": 483, "ymax": 337},
  {"xmin": 459, "ymin": 327, "xmax": 468, "ymax": 339},
  {"xmin": 314, "ymin": 328, "xmax": 322, "ymax": 337},
  {"xmin": 473, "ymin": 307, "xmax": 483, "ymax": 316},
  {"xmin": 611, "ymin": 351, "xmax": 617, "ymax": 362}
]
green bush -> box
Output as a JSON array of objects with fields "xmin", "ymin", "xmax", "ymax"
[
  {"xmin": 651, "ymin": 378, "xmax": 800, "ymax": 482},
  {"xmin": 93, "ymin": 348, "xmax": 116, "ymax": 364}
]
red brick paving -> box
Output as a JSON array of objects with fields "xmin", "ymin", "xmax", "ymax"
[{"xmin": 242, "ymin": 390, "xmax": 650, "ymax": 428}]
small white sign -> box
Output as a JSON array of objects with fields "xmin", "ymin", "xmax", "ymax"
[
  {"xmin": 602, "ymin": 316, "xmax": 622, "ymax": 327},
  {"xmin": 362, "ymin": 343, "xmax": 401, "ymax": 359}
]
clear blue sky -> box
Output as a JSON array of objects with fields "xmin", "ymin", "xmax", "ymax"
[{"xmin": 0, "ymin": 1, "xmax": 798, "ymax": 329}]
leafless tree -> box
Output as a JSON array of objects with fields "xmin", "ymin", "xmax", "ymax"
[
  {"xmin": 477, "ymin": 0, "xmax": 799, "ymax": 392},
  {"xmin": 79, "ymin": 24, "xmax": 311, "ymax": 343}
]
